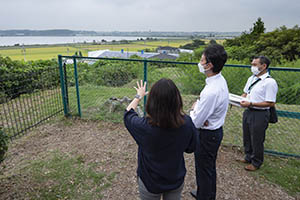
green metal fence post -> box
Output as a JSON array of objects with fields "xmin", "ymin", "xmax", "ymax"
[
  {"xmin": 58, "ymin": 55, "xmax": 69, "ymax": 116},
  {"xmin": 73, "ymin": 57, "xmax": 82, "ymax": 117},
  {"xmin": 63, "ymin": 63, "xmax": 70, "ymax": 110},
  {"xmin": 143, "ymin": 60, "xmax": 148, "ymax": 116}
]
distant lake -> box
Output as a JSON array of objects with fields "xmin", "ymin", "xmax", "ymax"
[{"xmin": 0, "ymin": 36, "xmax": 150, "ymax": 46}]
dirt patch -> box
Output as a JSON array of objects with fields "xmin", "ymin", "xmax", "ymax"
[{"xmin": 0, "ymin": 118, "xmax": 297, "ymax": 200}]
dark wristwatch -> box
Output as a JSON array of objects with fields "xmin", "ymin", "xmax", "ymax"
[{"xmin": 134, "ymin": 94, "xmax": 142, "ymax": 100}]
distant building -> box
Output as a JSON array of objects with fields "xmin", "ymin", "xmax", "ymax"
[
  {"xmin": 88, "ymin": 49, "xmax": 110, "ymax": 57},
  {"xmin": 179, "ymin": 49, "xmax": 193, "ymax": 54},
  {"xmin": 156, "ymin": 46, "xmax": 180, "ymax": 54},
  {"xmin": 88, "ymin": 49, "xmax": 179, "ymax": 60},
  {"xmin": 149, "ymin": 53, "xmax": 178, "ymax": 60}
]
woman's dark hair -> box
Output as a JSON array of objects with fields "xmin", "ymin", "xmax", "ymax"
[{"xmin": 146, "ymin": 78, "xmax": 185, "ymax": 129}]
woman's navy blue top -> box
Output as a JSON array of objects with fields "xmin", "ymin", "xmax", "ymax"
[{"xmin": 124, "ymin": 109, "xmax": 198, "ymax": 194}]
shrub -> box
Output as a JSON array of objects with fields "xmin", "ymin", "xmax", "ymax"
[
  {"xmin": 96, "ymin": 63, "xmax": 136, "ymax": 86},
  {"xmin": 222, "ymin": 66, "xmax": 251, "ymax": 95},
  {"xmin": 180, "ymin": 39, "xmax": 206, "ymax": 50},
  {"xmin": 92, "ymin": 60, "xmax": 139, "ymax": 87},
  {"xmin": 0, "ymin": 56, "xmax": 59, "ymax": 101}
]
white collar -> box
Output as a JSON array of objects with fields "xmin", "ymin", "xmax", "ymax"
[
  {"xmin": 256, "ymin": 72, "xmax": 270, "ymax": 80},
  {"xmin": 205, "ymin": 73, "xmax": 222, "ymax": 85}
]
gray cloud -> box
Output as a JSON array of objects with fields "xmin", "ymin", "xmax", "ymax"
[{"xmin": 0, "ymin": 0, "xmax": 299, "ymax": 32}]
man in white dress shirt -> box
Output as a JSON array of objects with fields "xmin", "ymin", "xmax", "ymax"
[
  {"xmin": 190, "ymin": 44, "xmax": 229, "ymax": 200},
  {"xmin": 238, "ymin": 56, "xmax": 278, "ymax": 171}
]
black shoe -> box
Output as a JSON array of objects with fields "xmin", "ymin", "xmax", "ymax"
[{"xmin": 190, "ymin": 190, "xmax": 197, "ymax": 199}]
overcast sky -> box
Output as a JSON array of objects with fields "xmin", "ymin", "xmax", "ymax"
[{"xmin": 1, "ymin": 0, "xmax": 299, "ymax": 32}]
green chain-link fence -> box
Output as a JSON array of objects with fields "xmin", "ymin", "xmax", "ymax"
[
  {"xmin": 59, "ymin": 55, "xmax": 300, "ymax": 158},
  {"xmin": 0, "ymin": 64, "xmax": 62, "ymax": 139},
  {"xmin": 222, "ymin": 65, "xmax": 300, "ymax": 157}
]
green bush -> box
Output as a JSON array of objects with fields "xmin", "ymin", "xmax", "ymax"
[
  {"xmin": 176, "ymin": 64, "xmax": 205, "ymax": 95},
  {"xmin": 222, "ymin": 66, "xmax": 251, "ymax": 95},
  {"xmin": 65, "ymin": 62, "xmax": 90, "ymax": 86},
  {"xmin": 277, "ymin": 81, "xmax": 300, "ymax": 104},
  {"xmin": 95, "ymin": 64, "xmax": 135, "ymax": 86},
  {"xmin": 90, "ymin": 60, "xmax": 139, "ymax": 87},
  {"xmin": 0, "ymin": 128, "xmax": 9, "ymax": 163},
  {"xmin": 179, "ymin": 39, "xmax": 206, "ymax": 50},
  {"xmin": 0, "ymin": 56, "xmax": 59, "ymax": 101}
]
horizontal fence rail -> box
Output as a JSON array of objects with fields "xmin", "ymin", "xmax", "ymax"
[{"xmin": 58, "ymin": 55, "xmax": 300, "ymax": 158}]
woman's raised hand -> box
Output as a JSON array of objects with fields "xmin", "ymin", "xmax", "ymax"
[{"xmin": 134, "ymin": 80, "xmax": 148, "ymax": 98}]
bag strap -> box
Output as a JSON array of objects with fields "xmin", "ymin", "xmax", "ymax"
[
  {"xmin": 247, "ymin": 75, "xmax": 273, "ymax": 93},
  {"xmin": 247, "ymin": 78, "xmax": 261, "ymax": 93}
]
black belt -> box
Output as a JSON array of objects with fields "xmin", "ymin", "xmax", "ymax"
[
  {"xmin": 247, "ymin": 107, "xmax": 268, "ymax": 111},
  {"xmin": 198, "ymin": 126, "xmax": 222, "ymax": 132}
]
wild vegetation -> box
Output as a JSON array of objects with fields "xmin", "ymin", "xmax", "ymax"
[
  {"xmin": 0, "ymin": 56, "xmax": 59, "ymax": 102},
  {"xmin": 224, "ymin": 18, "xmax": 300, "ymax": 64}
]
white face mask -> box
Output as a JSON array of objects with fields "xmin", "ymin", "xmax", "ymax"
[
  {"xmin": 198, "ymin": 63, "xmax": 208, "ymax": 74},
  {"xmin": 251, "ymin": 66, "xmax": 260, "ymax": 75}
]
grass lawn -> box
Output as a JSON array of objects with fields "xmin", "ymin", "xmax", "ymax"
[
  {"xmin": 21, "ymin": 151, "xmax": 116, "ymax": 199},
  {"xmin": 256, "ymin": 155, "xmax": 300, "ymax": 196}
]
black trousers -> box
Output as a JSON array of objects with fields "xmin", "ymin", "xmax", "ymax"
[
  {"xmin": 242, "ymin": 108, "xmax": 270, "ymax": 168},
  {"xmin": 194, "ymin": 127, "xmax": 223, "ymax": 200}
]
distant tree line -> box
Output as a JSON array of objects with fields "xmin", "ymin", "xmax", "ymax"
[{"xmin": 179, "ymin": 39, "xmax": 205, "ymax": 50}]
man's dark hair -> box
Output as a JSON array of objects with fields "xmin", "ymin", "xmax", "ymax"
[
  {"xmin": 146, "ymin": 78, "xmax": 185, "ymax": 129},
  {"xmin": 203, "ymin": 44, "xmax": 227, "ymax": 73},
  {"xmin": 254, "ymin": 55, "xmax": 271, "ymax": 68}
]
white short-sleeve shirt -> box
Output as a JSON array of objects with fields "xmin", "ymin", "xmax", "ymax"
[{"xmin": 243, "ymin": 72, "xmax": 278, "ymax": 109}]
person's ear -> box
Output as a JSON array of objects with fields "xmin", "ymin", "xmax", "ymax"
[{"xmin": 207, "ymin": 62, "xmax": 213, "ymax": 71}]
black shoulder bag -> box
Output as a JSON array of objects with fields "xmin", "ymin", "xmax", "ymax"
[
  {"xmin": 266, "ymin": 76, "xmax": 278, "ymax": 124},
  {"xmin": 269, "ymin": 106, "xmax": 278, "ymax": 123}
]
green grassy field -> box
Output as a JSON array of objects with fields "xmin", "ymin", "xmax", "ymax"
[
  {"xmin": 255, "ymin": 155, "xmax": 300, "ymax": 196},
  {"xmin": 23, "ymin": 151, "xmax": 116, "ymax": 199},
  {"xmin": 0, "ymin": 39, "xmax": 193, "ymax": 61}
]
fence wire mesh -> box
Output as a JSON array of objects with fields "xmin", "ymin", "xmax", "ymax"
[
  {"xmin": 0, "ymin": 65, "xmax": 63, "ymax": 139},
  {"xmin": 61, "ymin": 56, "xmax": 300, "ymax": 157}
]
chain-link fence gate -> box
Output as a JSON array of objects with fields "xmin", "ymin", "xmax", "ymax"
[
  {"xmin": 59, "ymin": 55, "xmax": 300, "ymax": 158},
  {"xmin": 0, "ymin": 60, "xmax": 62, "ymax": 140}
]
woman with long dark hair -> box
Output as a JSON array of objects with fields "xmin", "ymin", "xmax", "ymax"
[{"xmin": 124, "ymin": 78, "xmax": 198, "ymax": 200}]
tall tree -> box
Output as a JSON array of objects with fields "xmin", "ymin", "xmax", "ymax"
[
  {"xmin": 225, "ymin": 17, "xmax": 265, "ymax": 47},
  {"xmin": 250, "ymin": 17, "xmax": 265, "ymax": 37}
]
